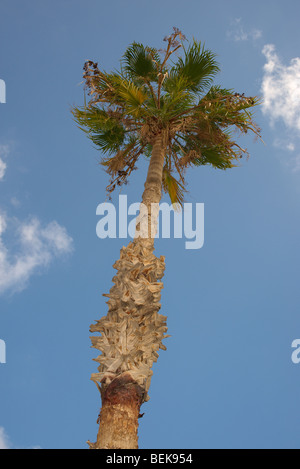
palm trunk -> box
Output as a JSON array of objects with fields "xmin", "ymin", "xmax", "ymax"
[{"xmin": 88, "ymin": 132, "xmax": 168, "ymax": 449}]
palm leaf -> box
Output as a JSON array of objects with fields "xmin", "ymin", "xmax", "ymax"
[
  {"xmin": 122, "ymin": 43, "xmax": 160, "ymax": 82},
  {"xmin": 72, "ymin": 106, "xmax": 117, "ymax": 133},
  {"xmin": 115, "ymin": 78, "xmax": 149, "ymax": 117},
  {"xmin": 89, "ymin": 126, "xmax": 126, "ymax": 155},
  {"xmin": 162, "ymin": 168, "xmax": 186, "ymax": 206},
  {"xmin": 195, "ymin": 146, "xmax": 237, "ymax": 169},
  {"xmin": 166, "ymin": 40, "xmax": 220, "ymax": 94},
  {"xmin": 72, "ymin": 105, "xmax": 126, "ymax": 155},
  {"xmin": 161, "ymin": 89, "xmax": 195, "ymax": 118}
]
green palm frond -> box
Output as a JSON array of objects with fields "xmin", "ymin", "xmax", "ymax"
[
  {"xmin": 197, "ymin": 90, "xmax": 262, "ymax": 138},
  {"xmin": 72, "ymin": 106, "xmax": 117, "ymax": 133},
  {"xmin": 195, "ymin": 146, "xmax": 238, "ymax": 169},
  {"xmin": 204, "ymin": 85, "xmax": 233, "ymax": 99},
  {"xmin": 89, "ymin": 127, "xmax": 125, "ymax": 155},
  {"xmin": 121, "ymin": 43, "xmax": 160, "ymax": 82},
  {"xmin": 162, "ymin": 167, "xmax": 186, "ymax": 207},
  {"xmin": 162, "ymin": 75, "xmax": 189, "ymax": 94},
  {"xmin": 173, "ymin": 121, "xmax": 245, "ymax": 170},
  {"xmin": 160, "ymin": 89, "xmax": 195, "ymax": 118},
  {"xmin": 72, "ymin": 105, "xmax": 126, "ymax": 154},
  {"xmin": 116, "ymin": 78, "xmax": 149, "ymax": 117},
  {"xmin": 165, "ymin": 40, "xmax": 220, "ymax": 94}
]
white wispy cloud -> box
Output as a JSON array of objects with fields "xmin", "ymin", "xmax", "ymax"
[
  {"xmin": 261, "ymin": 44, "xmax": 300, "ymax": 172},
  {"xmin": 273, "ymin": 139, "xmax": 300, "ymax": 172},
  {"xmin": 227, "ymin": 18, "xmax": 262, "ymax": 42},
  {"xmin": 0, "ymin": 144, "xmax": 10, "ymax": 181},
  {"xmin": 0, "ymin": 144, "xmax": 10, "ymax": 159},
  {"xmin": 10, "ymin": 197, "xmax": 21, "ymax": 208},
  {"xmin": 0, "ymin": 159, "xmax": 6, "ymax": 181},
  {"xmin": 273, "ymin": 138, "xmax": 296, "ymax": 152},
  {"xmin": 0, "ymin": 426, "xmax": 11, "ymax": 449},
  {"xmin": 0, "ymin": 212, "xmax": 73, "ymax": 295},
  {"xmin": 261, "ymin": 44, "xmax": 300, "ymax": 131},
  {"xmin": 0, "ymin": 426, "xmax": 41, "ymax": 449},
  {"xmin": 0, "ymin": 143, "xmax": 74, "ymax": 295}
]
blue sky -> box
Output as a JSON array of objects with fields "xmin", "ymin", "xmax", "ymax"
[{"xmin": 1, "ymin": 0, "xmax": 300, "ymax": 449}]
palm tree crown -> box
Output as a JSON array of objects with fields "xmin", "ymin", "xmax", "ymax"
[{"xmin": 72, "ymin": 27, "xmax": 261, "ymax": 205}]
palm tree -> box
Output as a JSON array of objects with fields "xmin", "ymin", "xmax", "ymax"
[{"xmin": 72, "ymin": 28, "xmax": 261, "ymax": 449}]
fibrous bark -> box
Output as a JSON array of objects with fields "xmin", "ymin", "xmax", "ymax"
[{"xmin": 90, "ymin": 238, "xmax": 167, "ymax": 392}]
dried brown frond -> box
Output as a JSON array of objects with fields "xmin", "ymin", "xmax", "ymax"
[
  {"xmin": 104, "ymin": 144, "xmax": 147, "ymax": 196},
  {"xmin": 178, "ymin": 150, "xmax": 200, "ymax": 167}
]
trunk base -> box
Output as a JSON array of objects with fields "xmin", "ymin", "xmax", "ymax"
[{"xmin": 88, "ymin": 373, "xmax": 143, "ymax": 449}]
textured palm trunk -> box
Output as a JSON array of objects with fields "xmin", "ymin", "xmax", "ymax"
[{"xmin": 88, "ymin": 132, "xmax": 168, "ymax": 449}]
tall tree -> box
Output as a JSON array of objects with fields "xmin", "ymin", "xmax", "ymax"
[{"xmin": 72, "ymin": 28, "xmax": 261, "ymax": 449}]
